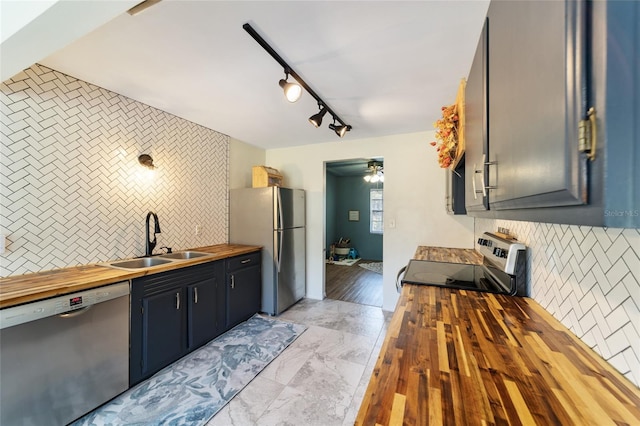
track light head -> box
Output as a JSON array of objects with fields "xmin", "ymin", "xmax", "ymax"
[
  {"xmin": 308, "ymin": 106, "xmax": 328, "ymax": 128},
  {"xmin": 279, "ymin": 74, "xmax": 302, "ymax": 102},
  {"xmin": 328, "ymin": 123, "xmax": 352, "ymax": 138}
]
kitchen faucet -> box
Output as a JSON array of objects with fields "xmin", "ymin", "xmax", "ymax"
[{"xmin": 145, "ymin": 211, "xmax": 161, "ymax": 256}]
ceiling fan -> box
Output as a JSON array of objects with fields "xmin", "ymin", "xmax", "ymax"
[{"xmin": 364, "ymin": 160, "xmax": 384, "ymax": 183}]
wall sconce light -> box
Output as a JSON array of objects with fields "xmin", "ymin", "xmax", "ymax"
[
  {"xmin": 138, "ymin": 154, "xmax": 155, "ymax": 169},
  {"xmin": 243, "ymin": 23, "xmax": 352, "ymax": 138}
]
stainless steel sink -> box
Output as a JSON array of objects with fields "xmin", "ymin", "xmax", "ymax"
[
  {"xmin": 158, "ymin": 251, "xmax": 210, "ymax": 260},
  {"xmin": 108, "ymin": 257, "xmax": 173, "ymax": 269}
]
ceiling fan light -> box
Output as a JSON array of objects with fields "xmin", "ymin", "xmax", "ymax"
[
  {"xmin": 309, "ymin": 107, "xmax": 327, "ymax": 128},
  {"xmin": 371, "ymin": 174, "xmax": 380, "ymax": 183},
  {"xmin": 279, "ymin": 78, "xmax": 302, "ymax": 102},
  {"xmin": 363, "ymin": 175, "xmax": 371, "ymax": 182}
]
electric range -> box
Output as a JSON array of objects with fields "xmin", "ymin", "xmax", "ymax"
[{"xmin": 400, "ymin": 232, "xmax": 528, "ymax": 296}]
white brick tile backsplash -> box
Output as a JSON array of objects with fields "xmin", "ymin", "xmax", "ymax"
[
  {"xmin": 607, "ymin": 257, "xmax": 630, "ymax": 287},
  {"xmin": 1, "ymin": 65, "xmax": 229, "ymax": 276},
  {"xmin": 476, "ymin": 219, "xmax": 640, "ymax": 386},
  {"xmin": 623, "ymin": 249, "xmax": 640, "ymax": 284}
]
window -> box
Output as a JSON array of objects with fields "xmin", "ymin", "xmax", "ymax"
[{"xmin": 370, "ymin": 188, "xmax": 383, "ymax": 234}]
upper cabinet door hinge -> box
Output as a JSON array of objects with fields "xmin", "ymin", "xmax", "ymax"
[{"xmin": 578, "ymin": 107, "xmax": 597, "ymax": 161}]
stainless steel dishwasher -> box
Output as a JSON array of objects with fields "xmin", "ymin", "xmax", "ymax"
[{"xmin": 0, "ymin": 281, "xmax": 130, "ymax": 425}]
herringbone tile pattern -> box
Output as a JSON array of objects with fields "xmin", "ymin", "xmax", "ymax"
[
  {"xmin": 1, "ymin": 64, "xmax": 229, "ymax": 276},
  {"xmin": 476, "ymin": 218, "xmax": 640, "ymax": 386}
]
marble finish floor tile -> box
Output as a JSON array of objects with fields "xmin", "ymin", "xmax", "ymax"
[
  {"xmin": 260, "ymin": 346, "xmax": 314, "ymax": 385},
  {"xmin": 206, "ymin": 298, "xmax": 391, "ymax": 426},
  {"xmin": 278, "ymin": 299, "xmax": 387, "ymax": 338},
  {"xmin": 205, "ymin": 376, "xmax": 284, "ymax": 426}
]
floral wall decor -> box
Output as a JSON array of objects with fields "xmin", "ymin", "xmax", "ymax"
[{"xmin": 430, "ymin": 79, "xmax": 465, "ymax": 169}]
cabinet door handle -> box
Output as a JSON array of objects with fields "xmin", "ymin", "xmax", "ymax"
[
  {"xmin": 241, "ymin": 259, "xmax": 251, "ymax": 264},
  {"xmin": 480, "ymin": 154, "xmax": 498, "ymax": 196},
  {"xmin": 473, "ymin": 163, "xmax": 480, "ymax": 199},
  {"xmin": 587, "ymin": 107, "xmax": 597, "ymax": 161},
  {"xmin": 176, "ymin": 292, "xmax": 181, "ymax": 310},
  {"xmin": 231, "ymin": 275, "xmax": 235, "ymax": 289},
  {"xmin": 194, "ymin": 287, "xmax": 198, "ymax": 304}
]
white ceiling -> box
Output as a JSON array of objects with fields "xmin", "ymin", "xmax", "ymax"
[{"xmin": 36, "ymin": 0, "xmax": 489, "ymax": 149}]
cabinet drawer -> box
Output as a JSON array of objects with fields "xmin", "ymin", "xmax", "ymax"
[{"xmin": 226, "ymin": 251, "xmax": 261, "ymax": 271}]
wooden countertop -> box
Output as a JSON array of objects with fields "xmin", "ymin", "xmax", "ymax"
[
  {"xmin": 356, "ymin": 284, "xmax": 640, "ymax": 425},
  {"xmin": 413, "ymin": 246, "xmax": 482, "ymax": 264},
  {"xmin": 0, "ymin": 244, "xmax": 261, "ymax": 309}
]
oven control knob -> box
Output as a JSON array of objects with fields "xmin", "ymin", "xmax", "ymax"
[
  {"xmin": 478, "ymin": 238, "xmax": 492, "ymax": 247},
  {"xmin": 501, "ymin": 251, "xmax": 508, "ymax": 258}
]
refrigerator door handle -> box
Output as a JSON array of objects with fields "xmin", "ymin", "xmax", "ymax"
[
  {"xmin": 276, "ymin": 230, "xmax": 283, "ymax": 273},
  {"xmin": 276, "ymin": 187, "xmax": 283, "ymax": 230}
]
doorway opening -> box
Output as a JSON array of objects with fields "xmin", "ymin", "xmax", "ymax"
[{"xmin": 325, "ymin": 158, "xmax": 384, "ymax": 307}]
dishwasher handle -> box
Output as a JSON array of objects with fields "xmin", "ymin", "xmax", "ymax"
[{"xmin": 58, "ymin": 306, "xmax": 92, "ymax": 318}]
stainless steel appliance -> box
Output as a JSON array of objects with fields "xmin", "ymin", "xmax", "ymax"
[
  {"xmin": 230, "ymin": 187, "xmax": 305, "ymax": 315},
  {"xmin": 0, "ymin": 281, "xmax": 130, "ymax": 425},
  {"xmin": 400, "ymin": 232, "xmax": 528, "ymax": 296}
]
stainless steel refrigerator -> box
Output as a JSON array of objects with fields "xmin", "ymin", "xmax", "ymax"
[{"xmin": 229, "ymin": 187, "xmax": 305, "ymax": 315}]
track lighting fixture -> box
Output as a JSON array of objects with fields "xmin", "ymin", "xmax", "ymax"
[
  {"xmin": 308, "ymin": 105, "xmax": 328, "ymax": 128},
  {"xmin": 279, "ymin": 72, "xmax": 302, "ymax": 103},
  {"xmin": 328, "ymin": 120, "xmax": 352, "ymax": 138},
  {"xmin": 243, "ymin": 23, "xmax": 352, "ymax": 138}
]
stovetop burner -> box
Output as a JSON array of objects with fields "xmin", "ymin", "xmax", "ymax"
[
  {"xmin": 400, "ymin": 233, "xmax": 529, "ymax": 296},
  {"xmin": 401, "ymin": 260, "xmax": 508, "ymax": 294}
]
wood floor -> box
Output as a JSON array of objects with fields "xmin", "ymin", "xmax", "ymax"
[{"xmin": 325, "ymin": 260, "xmax": 383, "ymax": 307}]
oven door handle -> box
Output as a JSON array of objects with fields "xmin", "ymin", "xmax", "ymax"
[
  {"xmin": 482, "ymin": 267, "xmax": 513, "ymax": 294},
  {"xmin": 396, "ymin": 266, "xmax": 407, "ymax": 293}
]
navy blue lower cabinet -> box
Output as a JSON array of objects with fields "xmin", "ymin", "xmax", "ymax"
[
  {"xmin": 225, "ymin": 252, "xmax": 262, "ymax": 329},
  {"xmin": 141, "ymin": 287, "xmax": 185, "ymax": 379},
  {"xmin": 187, "ymin": 275, "xmax": 222, "ymax": 350},
  {"xmin": 130, "ymin": 261, "xmax": 223, "ymax": 386}
]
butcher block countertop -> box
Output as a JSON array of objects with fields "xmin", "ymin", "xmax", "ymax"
[
  {"xmin": 356, "ymin": 284, "xmax": 640, "ymax": 425},
  {"xmin": 0, "ymin": 244, "xmax": 261, "ymax": 309},
  {"xmin": 413, "ymin": 246, "xmax": 482, "ymax": 265}
]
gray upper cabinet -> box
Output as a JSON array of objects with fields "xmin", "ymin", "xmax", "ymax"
[
  {"xmin": 465, "ymin": 0, "xmax": 639, "ymax": 227},
  {"xmin": 487, "ymin": 0, "xmax": 588, "ymax": 210},
  {"xmin": 465, "ymin": 18, "xmax": 489, "ymax": 212}
]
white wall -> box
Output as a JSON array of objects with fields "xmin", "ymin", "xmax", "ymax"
[
  {"xmin": 267, "ymin": 131, "xmax": 475, "ymax": 311},
  {"xmin": 229, "ymin": 138, "xmax": 266, "ymax": 189}
]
